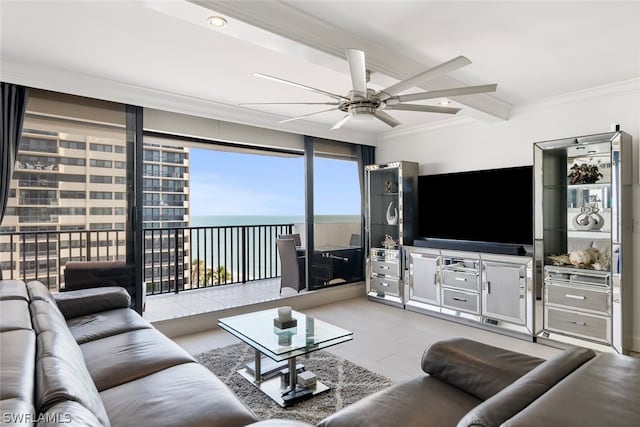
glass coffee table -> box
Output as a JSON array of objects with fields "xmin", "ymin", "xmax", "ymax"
[{"xmin": 218, "ymin": 308, "xmax": 353, "ymax": 407}]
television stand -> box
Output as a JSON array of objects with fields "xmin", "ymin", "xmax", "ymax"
[
  {"xmin": 413, "ymin": 238, "xmax": 529, "ymax": 256},
  {"xmin": 404, "ymin": 245, "xmax": 535, "ymax": 342}
]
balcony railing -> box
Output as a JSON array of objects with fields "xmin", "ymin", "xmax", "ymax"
[{"xmin": 0, "ymin": 223, "xmax": 294, "ymax": 295}]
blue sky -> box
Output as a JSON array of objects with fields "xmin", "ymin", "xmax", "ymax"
[{"xmin": 189, "ymin": 148, "xmax": 360, "ymax": 216}]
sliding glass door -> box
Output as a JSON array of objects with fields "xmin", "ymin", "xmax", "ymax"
[
  {"xmin": 0, "ymin": 89, "xmax": 140, "ymax": 308},
  {"xmin": 307, "ymin": 138, "xmax": 364, "ymax": 290}
]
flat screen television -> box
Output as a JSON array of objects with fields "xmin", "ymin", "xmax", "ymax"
[{"xmin": 418, "ymin": 166, "xmax": 533, "ymax": 250}]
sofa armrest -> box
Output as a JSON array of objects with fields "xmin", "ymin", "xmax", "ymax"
[
  {"xmin": 54, "ymin": 286, "xmax": 131, "ymax": 319},
  {"xmin": 422, "ymin": 338, "xmax": 545, "ymax": 401},
  {"xmin": 457, "ymin": 346, "xmax": 595, "ymax": 427}
]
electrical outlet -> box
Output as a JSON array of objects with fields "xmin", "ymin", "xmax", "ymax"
[{"xmin": 634, "ymin": 219, "xmax": 640, "ymax": 233}]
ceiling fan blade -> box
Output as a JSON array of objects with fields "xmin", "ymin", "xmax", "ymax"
[
  {"xmin": 379, "ymin": 55, "xmax": 472, "ymax": 97},
  {"xmin": 240, "ymin": 102, "xmax": 340, "ymax": 106},
  {"xmin": 278, "ymin": 107, "xmax": 339, "ymax": 124},
  {"xmin": 396, "ymin": 84, "xmax": 498, "ymax": 103},
  {"xmin": 331, "ymin": 114, "xmax": 352, "ymax": 130},
  {"xmin": 385, "ymin": 104, "xmax": 461, "ymax": 114},
  {"xmin": 254, "ymin": 73, "xmax": 349, "ymax": 101},
  {"xmin": 374, "ymin": 110, "xmax": 401, "ymax": 128},
  {"xmin": 346, "ymin": 49, "xmax": 368, "ymax": 97}
]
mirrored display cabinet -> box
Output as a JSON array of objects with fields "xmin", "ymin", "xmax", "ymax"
[
  {"xmin": 533, "ymin": 130, "xmax": 633, "ymax": 354},
  {"xmin": 365, "ymin": 161, "xmax": 418, "ymax": 307}
]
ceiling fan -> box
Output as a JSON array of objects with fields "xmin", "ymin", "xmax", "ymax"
[{"xmin": 241, "ymin": 49, "xmax": 498, "ymax": 130}]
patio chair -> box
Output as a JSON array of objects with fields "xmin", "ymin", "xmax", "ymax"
[
  {"xmin": 276, "ymin": 238, "xmax": 306, "ymax": 294},
  {"xmin": 278, "ymin": 233, "xmax": 302, "ymax": 247}
]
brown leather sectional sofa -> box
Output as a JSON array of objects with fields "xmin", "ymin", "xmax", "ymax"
[
  {"xmin": 318, "ymin": 335, "xmax": 640, "ymax": 427},
  {"xmin": 0, "ymin": 279, "xmax": 304, "ymax": 427},
  {"xmin": 2, "ymin": 279, "xmax": 639, "ymax": 427}
]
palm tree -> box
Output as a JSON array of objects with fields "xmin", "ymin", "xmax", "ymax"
[
  {"xmin": 191, "ymin": 259, "xmax": 212, "ymax": 286},
  {"xmin": 212, "ymin": 266, "xmax": 232, "ymax": 285}
]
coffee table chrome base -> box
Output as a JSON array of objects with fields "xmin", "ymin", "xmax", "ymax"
[{"xmin": 237, "ymin": 367, "xmax": 330, "ymax": 407}]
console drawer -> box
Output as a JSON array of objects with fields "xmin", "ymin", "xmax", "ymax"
[
  {"xmin": 545, "ymin": 307, "xmax": 610, "ymax": 343},
  {"xmin": 546, "ymin": 283, "xmax": 610, "ymax": 315},
  {"xmin": 442, "ymin": 270, "xmax": 479, "ymax": 292},
  {"xmin": 371, "ymin": 260, "xmax": 400, "ymax": 278},
  {"xmin": 370, "ymin": 276, "xmax": 400, "ymax": 296},
  {"xmin": 442, "ymin": 288, "xmax": 479, "ymax": 314}
]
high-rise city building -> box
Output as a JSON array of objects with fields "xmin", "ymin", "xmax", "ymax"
[
  {"xmin": 0, "ymin": 91, "xmax": 191, "ymax": 292},
  {"xmin": 141, "ymin": 140, "xmax": 190, "ymax": 293}
]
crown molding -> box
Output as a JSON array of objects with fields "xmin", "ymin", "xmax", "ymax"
[
  {"xmin": 377, "ymin": 78, "xmax": 640, "ymax": 143},
  {"xmin": 0, "ymin": 59, "xmax": 377, "ymax": 146},
  {"xmin": 376, "ymin": 116, "xmax": 476, "ymax": 142},
  {"xmin": 511, "ymin": 78, "xmax": 640, "ymax": 117}
]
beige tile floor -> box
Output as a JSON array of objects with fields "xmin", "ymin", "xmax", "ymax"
[{"xmin": 173, "ymin": 295, "xmax": 563, "ymax": 384}]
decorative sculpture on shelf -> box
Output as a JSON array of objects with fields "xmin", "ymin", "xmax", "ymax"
[
  {"xmin": 384, "ymin": 180, "xmax": 396, "ymax": 194},
  {"xmin": 385, "ymin": 201, "xmax": 398, "ymax": 225},
  {"xmin": 547, "ymin": 244, "xmax": 610, "ymax": 271},
  {"xmin": 571, "ymin": 205, "xmax": 605, "ymax": 231},
  {"xmin": 568, "ymin": 162, "xmax": 603, "ymax": 184},
  {"xmin": 381, "ymin": 234, "xmax": 397, "ymax": 249}
]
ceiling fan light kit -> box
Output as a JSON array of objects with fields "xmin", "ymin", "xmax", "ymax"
[{"xmin": 244, "ymin": 49, "xmax": 498, "ymax": 129}]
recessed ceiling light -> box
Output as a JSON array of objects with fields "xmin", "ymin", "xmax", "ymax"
[
  {"xmin": 438, "ymin": 99, "xmax": 451, "ymax": 106},
  {"xmin": 207, "ymin": 16, "xmax": 228, "ymax": 28}
]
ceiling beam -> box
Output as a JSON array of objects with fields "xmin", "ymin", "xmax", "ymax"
[{"xmin": 190, "ymin": 0, "xmax": 511, "ymax": 122}]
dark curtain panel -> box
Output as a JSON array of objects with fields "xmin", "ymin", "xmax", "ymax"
[
  {"xmin": 357, "ymin": 144, "xmax": 375, "ymax": 265},
  {"xmin": 1, "ymin": 82, "xmax": 29, "ymax": 280}
]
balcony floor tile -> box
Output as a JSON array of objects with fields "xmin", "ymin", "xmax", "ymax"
[{"xmin": 143, "ymin": 278, "xmax": 296, "ymax": 322}]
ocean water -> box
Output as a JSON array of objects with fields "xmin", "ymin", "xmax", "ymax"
[{"xmin": 190, "ymin": 214, "xmax": 360, "ymax": 226}]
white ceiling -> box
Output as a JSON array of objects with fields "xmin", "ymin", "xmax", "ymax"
[{"xmin": 1, "ymin": 0, "xmax": 639, "ymax": 143}]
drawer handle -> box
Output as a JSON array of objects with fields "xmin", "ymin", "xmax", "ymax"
[
  {"xmin": 565, "ymin": 294, "xmax": 586, "ymax": 300},
  {"xmin": 379, "ymin": 265, "xmax": 390, "ymax": 270},
  {"xmin": 453, "ymin": 297, "xmax": 467, "ymax": 302},
  {"xmin": 379, "ymin": 282, "xmax": 390, "ymax": 287},
  {"xmin": 568, "ymin": 320, "xmax": 586, "ymax": 326},
  {"xmin": 454, "ymin": 277, "xmax": 467, "ymax": 282}
]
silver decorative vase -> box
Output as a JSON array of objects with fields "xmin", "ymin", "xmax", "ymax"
[{"xmin": 386, "ymin": 201, "xmax": 398, "ymax": 225}]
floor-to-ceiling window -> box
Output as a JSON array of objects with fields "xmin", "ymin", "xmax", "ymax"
[
  {"xmin": 308, "ymin": 138, "xmax": 364, "ymax": 290},
  {"xmin": 141, "ymin": 133, "xmax": 305, "ymax": 300},
  {"xmin": 0, "ymin": 88, "xmax": 371, "ymax": 319},
  {"xmin": 0, "ymin": 89, "xmax": 136, "ymax": 304}
]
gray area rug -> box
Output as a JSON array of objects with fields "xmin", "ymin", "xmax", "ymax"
[{"xmin": 194, "ymin": 343, "xmax": 393, "ymax": 424}]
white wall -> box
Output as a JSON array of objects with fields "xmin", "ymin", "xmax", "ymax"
[{"xmin": 375, "ymin": 79, "xmax": 640, "ymax": 351}]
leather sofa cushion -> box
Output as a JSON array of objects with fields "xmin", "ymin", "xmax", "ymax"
[
  {"xmin": 0, "ymin": 300, "xmax": 32, "ymax": 332},
  {"xmin": 100, "ymin": 363, "xmax": 258, "ymax": 427},
  {"xmin": 54, "ymin": 287, "xmax": 131, "ymax": 320},
  {"xmin": 66, "ymin": 308, "xmax": 152, "ymax": 344},
  {"xmin": 503, "ymin": 353, "xmax": 640, "ymax": 427},
  {"xmin": 35, "ymin": 330, "xmax": 111, "ymax": 427},
  {"xmin": 30, "ymin": 300, "xmax": 69, "ymax": 336},
  {"xmin": 0, "ymin": 398, "xmax": 35, "ymax": 426},
  {"xmin": 422, "ymin": 338, "xmax": 545, "ymax": 401},
  {"xmin": 80, "ymin": 328, "xmax": 195, "ymax": 391},
  {"xmin": 457, "ymin": 346, "xmax": 595, "ymax": 427},
  {"xmin": 0, "ymin": 280, "xmax": 28, "ymax": 301},
  {"xmin": 37, "ymin": 401, "xmax": 104, "ymax": 427},
  {"xmin": 1, "ymin": 330, "xmax": 35, "ymax": 404},
  {"xmin": 318, "ymin": 376, "xmax": 481, "ymax": 427},
  {"xmin": 26, "ymin": 281, "xmax": 59, "ymax": 308}
]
